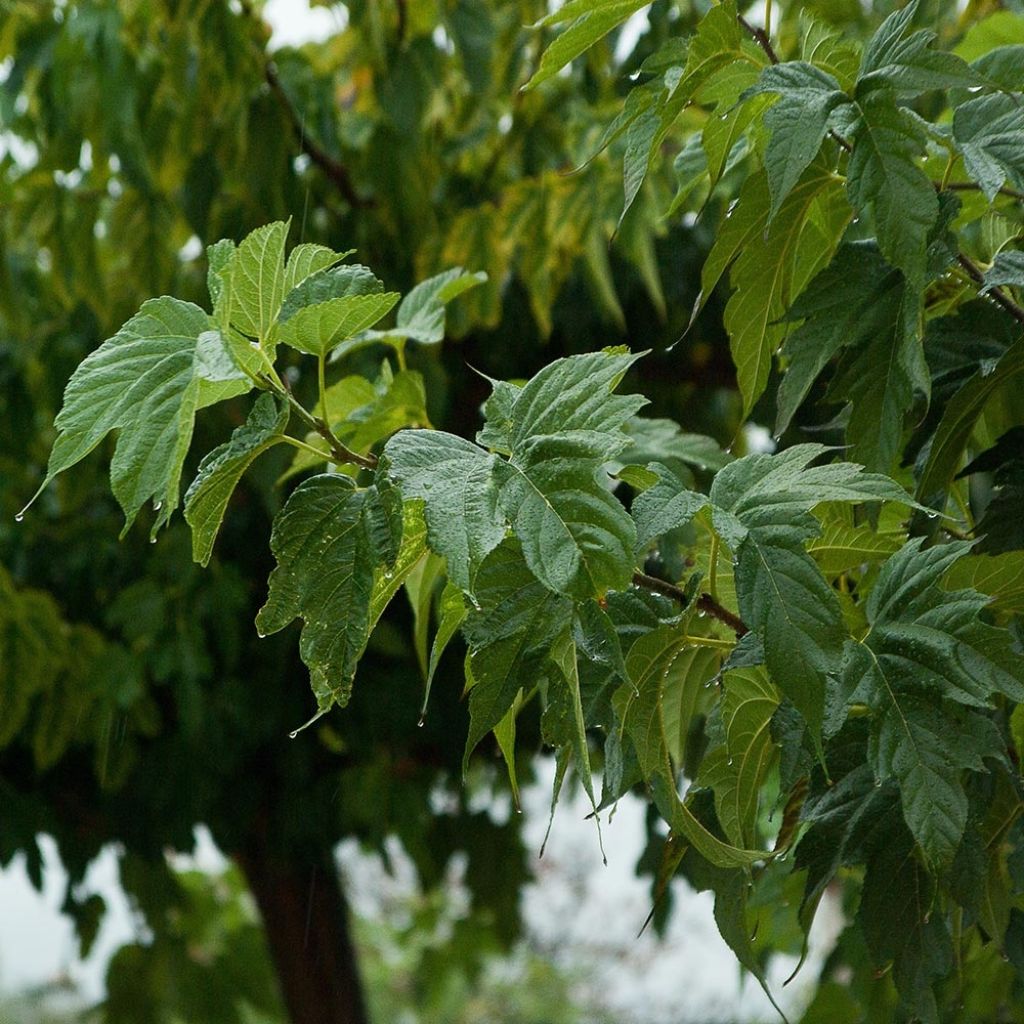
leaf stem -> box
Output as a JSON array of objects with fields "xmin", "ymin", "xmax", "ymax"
[
  {"xmin": 279, "ymin": 434, "xmax": 335, "ymax": 463},
  {"xmin": 317, "ymin": 352, "xmax": 328, "ymax": 416},
  {"xmin": 632, "ymin": 570, "xmax": 748, "ymax": 637},
  {"xmin": 708, "ymin": 531, "xmax": 720, "ymax": 600},
  {"xmin": 941, "ymin": 181, "xmax": 1024, "ymax": 203},
  {"xmin": 956, "ymin": 253, "xmax": 1024, "ymax": 326},
  {"xmin": 681, "ymin": 634, "xmax": 733, "ymax": 650}
]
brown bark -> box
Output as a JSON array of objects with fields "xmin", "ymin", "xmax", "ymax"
[{"xmin": 237, "ymin": 842, "xmax": 369, "ymax": 1024}]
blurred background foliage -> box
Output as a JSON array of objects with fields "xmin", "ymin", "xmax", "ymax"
[{"xmin": 0, "ymin": 0, "xmax": 1016, "ymax": 1021}]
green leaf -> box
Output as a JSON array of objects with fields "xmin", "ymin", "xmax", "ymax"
[
  {"xmin": 368, "ymin": 501, "xmax": 429, "ymax": 634},
  {"xmin": 494, "ymin": 693, "xmax": 524, "ymax": 809},
  {"xmin": 462, "ymin": 541, "xmax": 572, "ymax": 771},
  {"xmin": 492, "ymin": 350, "xmax": 646, "ymax": 598},
  {"xmin": 953, "ymin": 94, "xmax": 1024, "ymax": 203},
  {"xmin": 278, "ymin": 292, "xmax": 401, "ymax": 358},
  {"xmin": 28, "ymin": 297, "xmax": 249, "ymax": 534},
  {"xmin": 806, "ymin": 516, "xmax": 903, "ymax": 577},
  {"xmin": 383, "ymin": 430, "xmax": 504, "ymax": 593},
  {"xmin": 631, "ymin": 462, "xmax": 708, "ymax": 553},
  {"xmin": 698, "ymin": 666, "xmax": 779, "ymax": 850},
  {"xmin": 776, "ymin": 243, "xmax": 925, "ymax": 472},
  {"xmin": 279, "ymin": 264, "xmax": 384, "ymax": 323},
  {"xmin": 704, "ymin": 163, "xmax": 851, "ymax": 415},
  {"xmin": 546, "ymin": 627, "xmax": 597, "ymax": 809},
  {"xmin": 709, "ymin": 444, "xmax": 912, "ymax": 734},
  {"xmin": 255, "ymin": 475, "xmax": 403, "ymax": 711},
  {"xmin": 424, "ymin": 581, "xmax": 468, "ymax": 714},
  {"xmin": 844, "ymin": 539, "xmax": 1024, "ymax": 866},
  {"xmin": 857, "ymin": 0, "xmax": 981, "ymax": 95},
  {"xmin": 364, "ymin": 268, "xmax": 487, "ymax": 345},
  {"xmin": 282, "ymin": 243, "xmax": 352, "ymax": 294},
  {"xmin": 224, "ymin": 220, "xmax": 290, "ymax": 343},
  {"xmin": 525, "ymin": 0, "xmax": 650, "ymax": 90},
  {"xmin": 846, "ymin": 90, "xmax": 937, "ymax": 288},
  {"xmin": 184, "ymin": 394, "xmax": 289, "ymax": 567},
  {"xmin": 943, "ymin": 551, "xmax": 1024, "ymax": 615},
  {"xmin": 918, "ymin": 337, "xmax": 1024, "ymax": 498},
  {"xmin": 745, "ymin": 61, "xmax": 851, "ymax": 219},
  {"xmin": 859, "ymin": 839, "xmax": 952, "ymax": 1021}
]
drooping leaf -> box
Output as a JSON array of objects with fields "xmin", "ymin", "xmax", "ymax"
[
  {"xmin": 461, "ymin": 541, "xmax": 573, "ymax": 771},
  {"xmin": 918, "ymin": 337, "xmax": 1024, "ymax": 498},
  {"xmin": 698, "ymin": 666, "xmax": 779, "ymax": 848},
  {"xmin": 26, "ymin": 297, "xmax": 250, "ymax": 534},
  {"xmin": 256, "ymin": 475, "xmax": 403, "ymax": 711},
  {"xmin": 184, "ymin": 394, "xmax": 289, "ymax": 566},
  {"xmin": 382, "ymin": 430, "xmax": 504, "ymax": 593},
  {"xmin": 744, "ymin": 61, "xmax": 851, "ymax": 219},
  {"xmin": 524, "ymin": 0, "xmax": 650, "ymax": 90},
  {"xmin": 846, "ymin": 90, "xmax": 937, "ymax": 288}
]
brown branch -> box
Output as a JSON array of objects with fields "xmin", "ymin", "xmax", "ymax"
[
  {"xmin": 265, "ymin": 62, "xmax": 373, "ymax": 210},
  {"xmin": 738, "ymin": 14, "xmax": 779, "ymax": 65},
  {"xmin": 942, "ymin": 181, "xmax": 1024, "ymax": 203},
  {"xmin": 632, "ymin": 571, "xmax": 749, "ymax": 637},
  {"xmin": 956, "ymin": 253, "xmax": 1024, "ymax": 327}
]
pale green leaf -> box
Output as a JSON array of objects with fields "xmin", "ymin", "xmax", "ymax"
[{"xmin": 278, "ymin": 292, "xmax": 400, "ymax": 358}]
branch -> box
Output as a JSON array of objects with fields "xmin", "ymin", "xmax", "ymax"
[
  {"xmin": 264, "ymin": 62, "xmax": 373, "ymax": 209},
  {"xmin": 632, "ymin": 571, "xmax": 749, "ymax": 637},
  {"xmin": 737, "ymin": 14, "xmax": 779, "ymax": 65},
  {"xmin": 943, "ymin": 181, "xmax": 1024, "ymax": 203},
  {"xmin": 956, "ymin": 253, "xmax": 1024, "ymax": 327},
  {"xmin": 261, "ymin": 375, "xmax": 379, "ymax": 470}
]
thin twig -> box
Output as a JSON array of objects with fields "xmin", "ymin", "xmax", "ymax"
[
  {"xmin": 956, "ymin": 253, "xmax": 1024, "ymax": 326},
  {"xmin": 738, "ymin": 14, "xmax": 779, "ymax": 65},
  {"xmin": 942, "ymin": 181, "xmax": 1024, "ymax": 202},
  {"xmin": 632, "ymin": 571, "xmax": 748, "ymax": 637},
  {"xmin": 264, "ymin": 62, "xmax": 373, "ymax": 209}
]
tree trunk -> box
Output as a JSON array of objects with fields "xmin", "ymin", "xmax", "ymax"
[{"xmin": 237, "ymin": 841, "xmax": 370, "ymax": 1024}]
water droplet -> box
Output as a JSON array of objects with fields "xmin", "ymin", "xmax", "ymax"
[
  {"xmin": 153, "ymin": 501, "xmax": 162, "ymax": 512},
  {"xmin": 697, "ymin": 609, "xmax": 707, "ymax": 618},
  {"xmin": 874, "ymin": 778, "xmax": 883, "ymax": 788},
  {"xmin": 13, "ymin": 512, "xmax": 24, "ymax": 523},
  {"xmin": 383, "ymin": 570, "xmax": 394, "ymax": 580},
  {"xmin": 288, "ymin": 729, "xmax": 299, "ymax": 739},
  {"xmin": 925, "ymin": 510, "xmax": 939, "ymax": 520},
  {"xmin": 149, "ymin": 536, "xmax": 158, "ymax": 544},
  {"xmin": 416, "ymin": 715, "xmax": 425, "ymax": 728},
  {"xmin": 727, "ymin": 757, "xmax": 734, "ymax": 767},
  {"xmin": 256, "ymin": 629, "xmax": 266, "ymax": 639}
]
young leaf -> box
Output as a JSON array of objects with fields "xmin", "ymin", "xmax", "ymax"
[
  {"xmin": 363, "ymin": 268, "xmax": 487, "ymax": 345},
  {"xmin": 278, "ymin": 292, "xmax": 400, "ymax": 358},
  {"xmin": 256, "ymin": 475, "xmax": 403, "ymax": 711},
  {"xmin": 25, "ymin": 298, "xmax": 250, "ymax": 534},
  {"xmin": 184, "ymin": 394, "xmax": 289, "ymax": 566},
  {"xmin": 524, "ymin": 0, "xmax": 650, "ymax": 90},
  {"xmin": 224, "ymin": 220, "xmax": 290, "ymax": 344},
  {"xmin": 857, "ymin": 0, "xmax": 981, "ymax": 95},
  {"xmin": 279, "ymin": 264, "xmax": 384, "ymax": 323},
  {"xmin": 461, "ymin": 541, "xmax": 572, "ymax": 771},
  {"xmin": 282, "ymin": 243, "xmax": 352, "ymax": 294}
]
